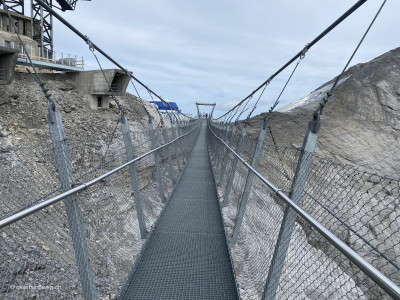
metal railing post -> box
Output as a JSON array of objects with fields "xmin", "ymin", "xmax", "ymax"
[
  {"xmin": 215, "ymin": 123, "xmax": 230, "ymax": 174},
  {"xmin": 217, "ymin": 124, "xmax": 237, "ymax": 187},
  {"xmin": 176, "ymin": 121, "xmax": 186, "ymax": 167},
  {"xmin": 173, "ymin": 122, "xmax": 183, "ymax": 172},
  {"xmin": 230, "ymin": 118, "xmax": 268, "ymax": 243},
  {"xmin": 167, "ymin": 113, "xmax": 182, "ymax": 173},
  {"xmin": 121, "ymin": 116, "xmax": 147, "ymax": 238},
  {"xmin": 209, "ymin": 123, "xmax": 218, "ymax": 164},
  {"xmin": 47, "ymin": 106, "xmax": 97, "ymax": 300},
  {"xmin": 222, "ymin": 122, "xmax": 247, "ymax": 207},
  {"xmin": 263, "ymin": 117, "xmax": 321, "ymax": 300},
  {"xmin": 214, "ymin": 124, "xmax": 226, "ymax": 169},
  {"xmin": 149, "ymin": 117, "xmax": 166, "ymax": 203},
  {"xmin": 181, "ymin": 123, "xmax": 189, "ymax": 163},
  {"xmin": 162, "ymin": 122, "xmax": 176, "ymax": 184},
  {"xmin": 211, "ymin": 123, "xmax": 225, "ymax": 166}
]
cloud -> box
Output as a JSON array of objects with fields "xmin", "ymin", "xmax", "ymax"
[
  {"xmin": 216, "ymin": 99, "xmax": 240, "ymax": 112},
  {"xmin": 37, "ymin": 0, "xmax": 400, "ymax": 117}
]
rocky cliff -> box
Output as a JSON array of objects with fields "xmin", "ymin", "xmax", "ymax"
[
  {"xmin": 0, "ymin": 72, "xmax": 173, "ymax": 298},
  {"xmin": 1, "ymin": 47, "xmax": 399, "ymax": 299},
  {"xmin": 249, "ymin": 47, "xmax": 400, "ymax": 178},
  {"xmin": 223, "ymin": 48, "xmax": 400, "ymax": 299}
]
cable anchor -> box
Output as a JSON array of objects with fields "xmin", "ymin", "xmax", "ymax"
[
  {"xmin": 85, "ymin": 36, "xmax": 95, "ymax": 52},
  {"xmin": 299, "ymin": 43, "xmax": 309, "ymax": 61}
]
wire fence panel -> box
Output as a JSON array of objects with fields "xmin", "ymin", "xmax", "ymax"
[
  {"xmin": 0, "ymin": 141, "xmax": 61, "ymax": 219},
  {"xmin": 0, "ymin": 201, "xmax": 82, "ymax": 299},
  {"xmin": 139, "ymin": 154, "xmax": 164, "ymax": 233},
  {"xmin": 222, "ymin": 162, "xmax": 250, "ymax": 231},
  {"xmin": 302, "ymin": 157, "xmax": 400, "ymax": 289},
  {"xmin": 0, "ymin": 120, "xmax": 201, "ymax": 299},
  {"xmin": 228, "ymin": 177, "xmax": 285, "ymax": 299},
  {"xmin": 208, "ymin": 121, "xmax": 399, "ymax": 300},
  {"xmin": 273, "ymin": 208, "xmax": 390, "ymax": 300},
  {"xmin": 77, "ymin": 165, "xmax": 144, "ymax": 298}
]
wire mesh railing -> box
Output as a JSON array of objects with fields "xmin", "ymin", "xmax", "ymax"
[
  {"xmin": 207, "ymin": 120, "xmax": 400, "ymax": 300},
  {"xmin": 0, "ymin": 119, "xmax": 201, "ymax": 299}
]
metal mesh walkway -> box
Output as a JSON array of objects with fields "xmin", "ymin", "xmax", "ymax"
[{"xmin": 119, "ymin": 121, "xmax": 238, "ymax": 299}]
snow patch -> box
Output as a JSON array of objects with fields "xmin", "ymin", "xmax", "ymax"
[{"xmin": 277, "ymin": 76, "xmax": 350, "ymax": 113}]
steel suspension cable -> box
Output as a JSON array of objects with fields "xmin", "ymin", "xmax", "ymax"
[
  {"xmin": 215, "ymin": 0, "xmax": 368, "ymax": 120},
  {"xmin": 227, "ymin": 104, "xmax": 241, "ymax": 123},
  {"xmin": 146, "ymin": 88, "xmax": 165, "ymax": 129},
  {"xmin": 33, "ymin": 0, "xmax": 193, "ymax": 120},
  {"xmin": 316, "ymin": 0, "xmax": 388, "ymax": 116},
  {"xmin": 246, "ymin": 83, "xmax": 267, "ymax": 121},
  {"xmin": 266, "ymin": 52, "xmax": 305, "ymax": 118},
  {"xmin": 129, "ymin": 80, "xmax": 152, "ymax": 119},
  {"xmin": 88, "ymin": 44, "xmax": 124, "ymax": 114},
  {"xmin": 235, "ymin": 96, "xmax": 252, "ymax": 122}
]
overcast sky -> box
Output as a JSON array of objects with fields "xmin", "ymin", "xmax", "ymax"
[{"xmin": 32, "ymin": 0, "xmax": 400, "ymax": 118}]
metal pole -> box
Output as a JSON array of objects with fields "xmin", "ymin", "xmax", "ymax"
[
  {"xmin": 121, "ymin": 116, "xmax": 147, "ymax": 238},
  {"xmin": 230, "ymin": 118, "xmax": 268, "ymax": 243},
  {"xmin": 196, "ymin": 103, "xmax": 200, "ymax": 118},
  {"xmin": 40, "ymin": 5, "xmax": 43, "ymax": 58},
  {"xmin": 173, "ymin": 121, "xmax": 182, "ymax": 173},
  {"xmin": 211, "ymin": 122, "xmax": 225, "ymax": 166},
  {"xmin": 166, "ymin": 112, "xmax": 182, "ymax": 173},
  {"xmin": 263, "ymin": 117, "xmax": 321, "ymax": 300},
  {"xmin": 30, "ymin": 0, "xmax": 34, "ymax": 40},
  {"xmin": 222, "ymin": 122, "xmax": 247, "ymax": 207},
  {"xmin": 217, "ymin": 124, "xmax": 237, "ymax": 187},
  {"xmin": 208, "ymin": 125, "xmax": 400, "ymax": 300},
  {"xmin": 149, "ymin": 117, "xmax": 166, "ymax": 203},
  {"xmin": 176, "ymin": 118, "xmax": 186, "ymax": 167},
  {"xmin": 181, "ymin": 123, "xmax": 189, "ymax": 164},
  {"xmin": 210, "ymin": 104, "xmax": 216, "ymax": 119},
  {"xmin": 162, "ymin": 122, "xmax": 176, "ymax": 184},
  {"xmin": 0, "ymin": 121, "xmax": 201, "ymax": 230},
  {"xmin": 47, "ymin": 106, "xmax": 97, "ymax": 300},
  {"xmin": 33, "ymin": 0, "xmax": 178, "ymax": 110},
  {"xmin": 215, "ymin": 124, "xmax": 230, "ymax": 175}
]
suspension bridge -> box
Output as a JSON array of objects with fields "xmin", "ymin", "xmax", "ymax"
[{"xmin": 1, "ymin": 0, "xmax": 400, "ymax": 299}]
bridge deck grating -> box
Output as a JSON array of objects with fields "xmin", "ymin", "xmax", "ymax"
[{"xmin": 119, "ymin": 121, "xmax": 238, "ymax": 299}]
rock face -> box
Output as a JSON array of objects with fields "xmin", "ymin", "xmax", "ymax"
[
  {"xmin": 0, "ymin": 72, "xmax": 166, "ymax": 149},
  {"xmin": 250, "ymin": 47, "xmax": 400, "ymax": 178},
  {"xmin": 0, "ymin": 72, "xmax": 174, "ymax": 298},
  {"xmin": 1, "ymin": 47, "xmax": 399, "ymax": 299},
  {"xmin": 222, "ymin": 48, "xmax": 400, "ymax": 299}
]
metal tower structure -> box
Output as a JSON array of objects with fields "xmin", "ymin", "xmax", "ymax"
[
  {"xmin": 31, "ymin": 0, "xmax": 53, "ymax": 57},
  {"xmin": 0, "ymin": 0, "xmax": 24, "ymax": 14},
  {"xmin": 30, "ymin": 0, "xmax": 90, "ymax": 58}
]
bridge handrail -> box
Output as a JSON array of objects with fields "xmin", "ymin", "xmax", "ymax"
[
  {"xmin": 207, "ymin": 122, "xmax": 400, "ymax": 300},
  {"xmin": 0, "ymin": 119, "xmax": 201, "ymax": 230}
]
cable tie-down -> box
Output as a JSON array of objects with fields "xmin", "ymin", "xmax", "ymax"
[
  {"xmin": 300, "ymin": 43, "xmax": 309, "ymax": 59},
  {"xmin": 85, "ymin": 36, "xmax": 95, "ymax": 52}
]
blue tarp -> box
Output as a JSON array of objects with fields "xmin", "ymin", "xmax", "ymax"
[{"xmin": 149, "ymin": 101, "xmax": 179, "ymax": 111}]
